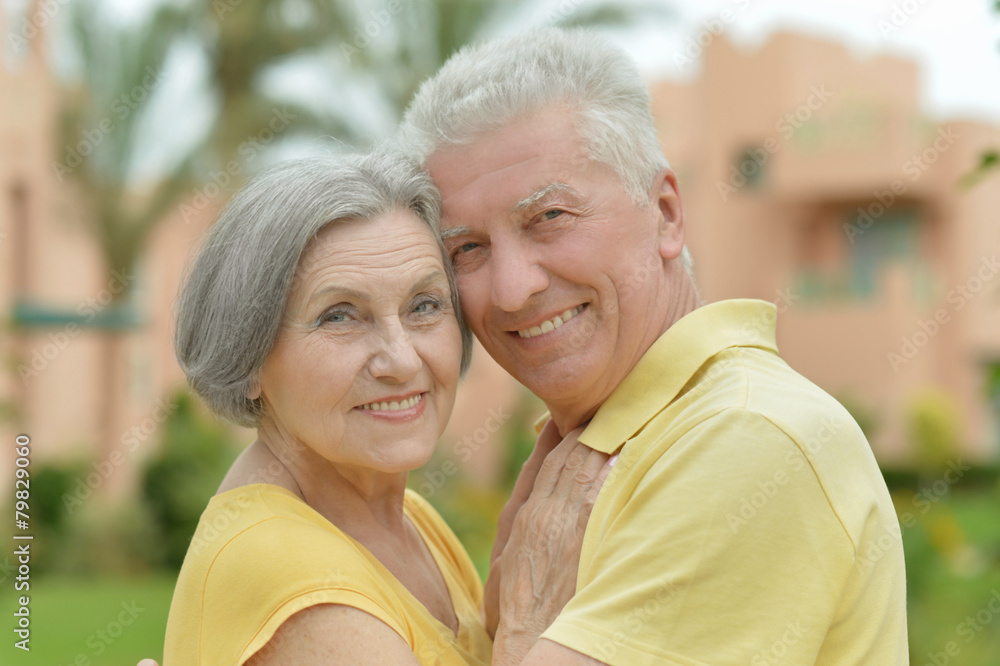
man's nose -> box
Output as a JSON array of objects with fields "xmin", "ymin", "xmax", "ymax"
[{"xmin": 489, "ymin": 239, "xmax": 549, "ymax": 312}]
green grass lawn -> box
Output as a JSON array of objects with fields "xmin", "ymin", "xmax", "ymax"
[
  {"xmin": 1, "ymin": 486, "xmax": 997, "ymax": 665},
  {"xmin": 900, "ymin": 490, "xmax": 1000, "ymax": 665},
  {"xmin": 0, "ymin": 574, "xmax": 174, "ymax": 666}
]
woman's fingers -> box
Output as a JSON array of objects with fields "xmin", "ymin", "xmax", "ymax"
[
  {"xmin": 530, "ymin": 425, "xmax": 589, "ymax": 499},
  {"xmin": 491, "ymin": 418, "xmax": 563, "ymax": 562}
]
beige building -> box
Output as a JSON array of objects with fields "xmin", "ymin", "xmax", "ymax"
[
  {"xmin": 653, "ymin": 32, "xmax": 1000, "ymax": 462},
  {"xmin": 1, "ymin": 23, "xmax": 998, "ymax": 498}
]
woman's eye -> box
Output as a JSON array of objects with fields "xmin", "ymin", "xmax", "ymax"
[
  {"xmin": 321, "ymin": 310, "xmax": 353, "ymax": 324},
  {"xmin": 413, "ymin": 297, "xmax": 443, "ymax": 314}
]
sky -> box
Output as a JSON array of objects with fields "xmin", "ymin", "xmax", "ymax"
[
  {"xmin": 26, "ymin": 0, "xmax": 1000, "ymax": 124},
  {"xmin": 613, "ymin": 0, "xmax": 1000, "ymax": 124},
  {"xmin": 9, "ymin": 0, "xmax": 998, "ymax": 177}
]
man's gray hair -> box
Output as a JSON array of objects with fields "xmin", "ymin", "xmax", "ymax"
[
  {"xmin": 399, "ymin": 26, "xmax": 693, "ymax": 273},
  {"xmin": 175, "ymin": 150, "xmax": 474, "ymax": 428}
]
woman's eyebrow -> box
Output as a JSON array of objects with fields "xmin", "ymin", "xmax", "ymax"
[
  {"xmin": 307, "ymin": 284, "xmax": 369, "ymax": 308},
  {"xmin": 408, "ymin": 269, "xmax": 448, "ymax": 294}
]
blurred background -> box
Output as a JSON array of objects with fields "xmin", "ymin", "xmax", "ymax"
[{"xmin": 1, "ymin": 0, "xmax": 999, "ymax": 663}]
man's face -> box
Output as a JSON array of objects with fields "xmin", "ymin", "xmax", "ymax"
[{"xmin": 425, "ymin": 104, "xmax": 685, "ymax": 421}]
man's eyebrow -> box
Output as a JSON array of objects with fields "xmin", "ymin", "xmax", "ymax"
[
  {"xmin": 513, "ymin": 182, "xmax": 578, "ymax": 212},
  {"xmin": 440, "ymin": 226, "xmax": 473, "ymax": 241}
]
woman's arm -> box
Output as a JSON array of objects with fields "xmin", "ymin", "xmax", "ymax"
[
  {"xmin": 137, "ymin": 606, "xmax": 419, "ymax": 666},
  {"xmin": 245, "ymin": 604, "xmax": 421, "ymax": 665}
]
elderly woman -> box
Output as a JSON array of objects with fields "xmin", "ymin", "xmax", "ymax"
[{"xmin": 159, "ymin": 150, "xmax": 608, "ymax": 665}]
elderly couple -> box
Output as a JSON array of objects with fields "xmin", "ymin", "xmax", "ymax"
[{"xmin": 148, "ymin": 28, "xmax": 908, "ymax": 665}]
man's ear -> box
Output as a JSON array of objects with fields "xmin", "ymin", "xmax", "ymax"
[{"xmin": 653, "ymin": 168, "xmax": 685, "ymax": 261}]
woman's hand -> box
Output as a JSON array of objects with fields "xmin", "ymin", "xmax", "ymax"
[{"xmin": 490, "ymin": 427, "xmax": 612, "ymax": 666}]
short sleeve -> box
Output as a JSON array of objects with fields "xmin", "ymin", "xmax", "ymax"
[
  {"xmin": 541, "ymin": 409, "xmax": 855, "ymax": 665},
  {"xmin": 201, "ymin": 516, "xmax": 413, "ymax": 665}
]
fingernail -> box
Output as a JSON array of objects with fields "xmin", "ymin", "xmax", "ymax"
[{"xmin": 607, "ymin": 454, "xmax": 618, "ymax": 467}]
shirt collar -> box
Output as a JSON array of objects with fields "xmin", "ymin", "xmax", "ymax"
[{"xmin": 565, "ymin": 299, "xmax": 779, "ymax": 453}]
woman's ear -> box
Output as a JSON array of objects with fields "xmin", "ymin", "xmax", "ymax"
[
  {"xmin": 245, "ymin": 378, "xmax": 261, "ymax": 401},
  {"xmin": 653, "ymin": 168, "xmax": 686, "ymax": 261}
]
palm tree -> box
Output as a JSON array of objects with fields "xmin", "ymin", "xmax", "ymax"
[
  {"xmin": 57, "ymin": 0, "xmax": 198, "ymax": 455},
  {"xmin": 179, "ymin": 0, "xmax": 671, "ymax": 164}
]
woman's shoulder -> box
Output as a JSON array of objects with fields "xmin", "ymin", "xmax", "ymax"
[
  {"xmin": 189, "ymin": 483, "xmax": 371, "ymax": 571},
  {"xmin": 166, "ymin": 484, "xmax": 415, "ymax": 665}
]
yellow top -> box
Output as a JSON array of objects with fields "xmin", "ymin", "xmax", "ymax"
[
  {"xmin": 539, "ymin": 299, "xmax": 908, "ymax": 665},
  {"xmin": 163, "ymin": 484, "xmax": 492, "ymax": 665}
]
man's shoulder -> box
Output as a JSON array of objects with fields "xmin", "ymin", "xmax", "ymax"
[{"xmin": 677, "ymin": 345, "xmax": 866, "ymax": 450}]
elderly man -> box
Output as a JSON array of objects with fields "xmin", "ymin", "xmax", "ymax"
[{"xmin": 400, "ymin": 27, "xmax": 908, "ymax": 666}]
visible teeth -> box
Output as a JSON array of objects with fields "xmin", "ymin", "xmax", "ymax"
[
  {"xmin": 362, "ymin": 395, "xmax": 422, "ymax": 411},
  {"xmin": 517, "ymin": 305, "xmax": 584, "ymax": 339}
]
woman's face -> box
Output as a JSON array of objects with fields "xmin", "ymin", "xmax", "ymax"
[{"xmin": 255, "ymin": 209, "xmax": 462, "ymax": 475}]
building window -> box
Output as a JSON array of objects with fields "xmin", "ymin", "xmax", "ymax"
[
  {"xmin": 847, "ymin": 209, "xmax": 919, "ymax": 299},
  {"xmin": 735, "ymin": 146, "xmax": 767, "ymax": 189},
  {"xmin": 794, "ymin": 206, "xmax": 926, "ymax": 302}
]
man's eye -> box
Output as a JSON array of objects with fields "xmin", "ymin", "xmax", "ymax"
[
  {"xmin": 457, "ymin": 242, "xmax": 480, "ymax": 254},
  {"xmin": 542, "ymin": 209, "xmax": 564, "ymax": 220}
]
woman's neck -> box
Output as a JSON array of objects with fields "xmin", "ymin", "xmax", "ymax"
[{"xmin": 223, "ymin": 426, "xmax": 411, "ymax": 539}]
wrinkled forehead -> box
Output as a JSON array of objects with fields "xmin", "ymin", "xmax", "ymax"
[
  {"xmin": 425, "ymin": 108, "xmax": 598, "ymax": 228},
  {"xmin": 292, "ymin": 213, "xmax": 444, "ymax": 286}
]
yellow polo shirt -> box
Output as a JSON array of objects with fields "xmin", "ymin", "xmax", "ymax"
[
  {"xmin": 540, "ymin": 299, "xmax": 908, "ymax": 665},
  {"xmin": 163, "ymin": 484, "xmax": 492, "ymax": 665}
]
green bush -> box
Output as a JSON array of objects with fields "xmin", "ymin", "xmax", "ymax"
[
  {"xmin": 907, "ymin": 388, "xmax": 963, "ymax": 477},
  {"xmin": 141, "ymin": 391, "xmax": 240, "ymax": 570}
]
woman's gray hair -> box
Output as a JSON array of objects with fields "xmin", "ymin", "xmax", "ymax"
[
  {"xmin": 399, "ymin": 26, "xmax": 693, "ymax": 274},
  {"xmin": 175, "ymin": 149, "xmax": 474, "ymax": 428}
]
